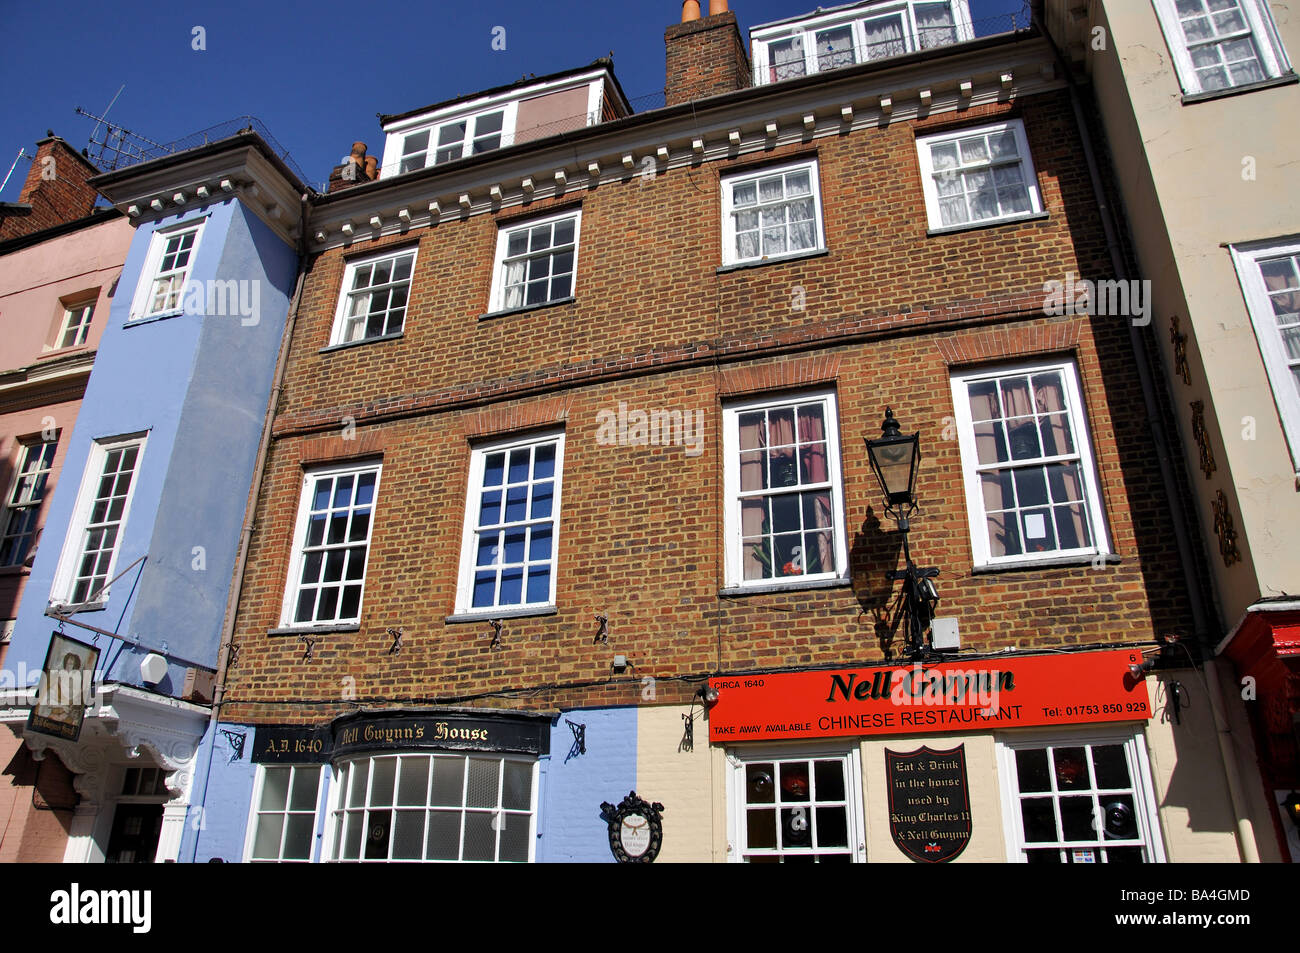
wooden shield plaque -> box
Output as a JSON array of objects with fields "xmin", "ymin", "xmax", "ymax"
[{"xmin": 886, "ymin": 745, "xmax": 972, "ymax": 863}]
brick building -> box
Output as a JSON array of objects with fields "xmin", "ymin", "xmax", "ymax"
[
  {"xmin": 186, "ymin": 0, "xmax": 1278, "ymax": 863},
  {"xmin": 1042, "ymin": 0, "xmax": 1300, "ymax": 862}
]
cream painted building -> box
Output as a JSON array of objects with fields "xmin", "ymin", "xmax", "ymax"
[
  {"xmin": 1042, "ymin": 0, "xmax": 1300, "ymax": 861},
  {"xmin": 631, "ymin": 668, "xmax": 1267, "ymax": 863}
]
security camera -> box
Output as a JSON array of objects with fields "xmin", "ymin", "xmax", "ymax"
[{"xmin": 1103, "ymin": 801, "xmax": 1137, "ymax": 839}]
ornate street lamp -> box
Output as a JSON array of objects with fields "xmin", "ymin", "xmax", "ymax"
[{"xmin": 865, "ymin": 408, "xmax": 939, "ymax": 659}]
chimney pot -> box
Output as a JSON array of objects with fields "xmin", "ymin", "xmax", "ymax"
[
  {"xmin": 682, "ymin": 1, "xmax": 700, "ymax": 21},
  {"xmin": 709, "ymin": 0, "xmax": 728, "ymax": 14}
]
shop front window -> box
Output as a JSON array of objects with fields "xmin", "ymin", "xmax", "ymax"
[
  {"xmin": 999, "ymin": 733, "xmax": 1165, "ymax": 863},
  {"xmin": 330, "ymin": 753, "xmax": 536, "ymax": 862},
  {"xmin": 729, "ymin": 750, "xmax": 864, "ymax": 862}
]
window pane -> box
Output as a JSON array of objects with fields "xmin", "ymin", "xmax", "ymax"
[
  {"xmin": 502, "ymin": 761, "xmax": 532, "ymax": 811},
  {"xmin": 463, "ymin": 812, "xmax": 497, "ymax": 861},
  {"xmin": 252, "ymin": 814, "xmax": 284, "ymax": 859},
  {"xmin": 397, "ymin": 757, "xmax": 430, "ymax": 806},
  {"xmin": 1060, "ymin": 797, "xmax": 1095, "ymax": 841},
  {"xmin": 289, "ymin": 768, "xmax": 320, "ymax": 812},
  {"xmin": 426, "ymin": 811, "xmax": 462, "ymax": 860},
  {"xmin": 769, "ymin": 36, "xmax": 805, "ymax": 81},
  {"xmin": 392, "ymin": 811, "xmax": 425, "ymax": 860},
  {"xmin": 342, "ymin": 811, "xmax": 364, "ymax": 859},
  {"xmin": 283, "ymin": 814, "xmax": 315, "ymax": 860},
  {"xmin": 430, "ymin": 758, "xmax": 465, "ymax": 806},
  {"xmin": 814, "ymin": 760, "xmax": 845, "ymax": 800},
  {"xmin": 1054, "ymin": 748, "xmax": 1089, "ymax": 790},
  {"xmin": 1092, "ymin": 745, "xmax": 1131, "ymax": 790},
  {"xmin": 780, "ymin": 762, "xmax": 810, "ymax": 801},
  {"xmin": 364, "ymin": 810, "xmax": 392, "ymax": 859},
  {"xmin": 500, "ymin": 812, "xmax": 531, "ymax": 861},
  {"xmin": 1015, "ymin": 748, "xmax": 1051, "ymax": 793},
  {"xmin": 817, "ymin": 806, "xmax": 848, "ymax": 847},
  {"xmin": 747, "ymin": 809, "xmax": 777, "ymax": 848},
  {"xmin": 1102, "ymin": 794, "xmax": 1139, "ymax": 840},
  {"xmin": 1021, "ymin": 798, "xmax": 1057, "ymax": 842}
]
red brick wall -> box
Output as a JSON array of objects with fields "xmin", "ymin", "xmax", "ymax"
[
  {"xmin": 0, "ymin": 736, "xmax": 75, "ymax": 862},
  {"xmin": 665, "ymin": 11, "xmax": 752, "ymax": 107},
  {"xmin": 0, "ymin": 138, "xmax": 100, "ymax": 241},
  {"xmin": 220, "ymin": 90, "xmax": 1194, "ymax": 724}
]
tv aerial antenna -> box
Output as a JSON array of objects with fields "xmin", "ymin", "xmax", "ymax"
[{"xmin": 75, "ymin": 85, "xmax": 170, "ymax": 171}]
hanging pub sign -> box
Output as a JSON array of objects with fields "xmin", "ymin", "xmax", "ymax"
[
  {"xmin": 27, "ymin": 632, "xmax": 100, "ymax": 743},
  {"xmin": 708, "ymin": 648, "xmax": 1152, "ymax": 743},
  {"xmin": 886, "ymin": 745, "xmax": 972, "ymax": 863},
  {"xmin": 600, "ymin": 791, "xmax": 665, "ymax": 863}
]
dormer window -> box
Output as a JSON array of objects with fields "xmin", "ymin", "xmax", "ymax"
[
  {"xmin": 379, "ymin": 68, "xmax": 627, "ymax": 180},
  {"xmin": 752, "ymin": 1, "xmax": 974, "ymax": 85},
  {"xmin": 397, "ymin": 108, "xmax": 512, "ymax": 174}
]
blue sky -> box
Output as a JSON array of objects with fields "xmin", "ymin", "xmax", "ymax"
[{"xmin": 0, "ymin": 0, "xmax": 1030, "ymax": 198}]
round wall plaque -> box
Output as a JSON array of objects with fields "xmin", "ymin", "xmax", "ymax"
[{"xmin": 600, "ymin": 791, "xmax": 665, "ymax": 863}]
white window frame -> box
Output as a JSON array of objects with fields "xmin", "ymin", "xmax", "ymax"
[
  {"xmin": 721, "ymin": 389, "xmax": 849, "ymax": 590},
  {"xmin": 453, "ymin": 429, "xmax": 565, "ymax": 616},
  {"xmin": 379, "ymin": 71, "xmax": 613, "ymax": 180},
  {"xmin": 720, "ymin": 159, "xmax": 827, "ymax": 267},
  {"xmin": 997, "ymin": 727, "xmax": 1167, "ymax": 864},
  {"xmin": 128, "ymin": 219, "xmax": 206, "ymax": 321},
  {"xmin": 56, "ymin": 299, "xmax": 95, "ymax": 349},
  {"xmin": 750, "ymin": 1, "xmax": 975, "ymax": 85},
  {"xmin": 487, "ymin": 210, "xmax": 582, "ymax": 314},
  {"xmin": 279, "ymin": 461, "xmax": 382, "ymax": 629},
  {"xmin": 951, "ymin": 359, "xmax": 1110, "ymax": 568},
  {"xmin": 1, "ymin": 436, "xmax": 58, "ymax": 568},
  {"xmin": 1230, "ymin": 237, "xmax": 1300, "ymax": 473},
  {"xmin": 916, "ymin": 119, "xmax": 1044, "ymax": 232},
  {"xmin": 243, "ymin": 764, "xmax": 327, "ymax": 863},
  {"xmin": 328, "ymin": 247, "xmax": 418, "ymax": 347},
  {"xmin": 50, "ymin": 433, "xmax": 147, "ymax": 608},
  {"xmin": 384, "ymin": 101, "xmax": 521, "ymax": 178},
  {"xmin": 1152, "ymin": 0, "xmax": 1291, "ymax": 96},
  {"xmin": 324, "ymin": 753, "xmax": 538, "ymax": 863},
  {"xmin": 726, "ymin": 744, "xmax": 866, "ymax": 863}
]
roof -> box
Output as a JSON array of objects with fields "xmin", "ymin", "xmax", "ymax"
[
  {"xmin": 0, "ymin": 206, "xmax": 123, "ymax": 256},
  {"xmin": 315, "ymin": 24, "xmax": 1040, "ymax": 208},
  {"xmin": 88, "ymin": 130, "xmax": 308, "ymax": 196},
  {"xmin": 750, "ymin": 0, "xmax": 899, "ymax": 34}
]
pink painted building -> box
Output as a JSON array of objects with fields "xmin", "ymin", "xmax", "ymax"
[{"xmin": 0, "ymin": 136, "xmax": 131, "ymax": 861}]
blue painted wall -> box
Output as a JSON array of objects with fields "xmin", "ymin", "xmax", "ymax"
[
  {"xmin": 182, "ymin": 721, "xmax": 259, "ymax": 863},
  {"xmin": 184, "ymin": 722, "xmax": 336, "ymax": 864},
  {"xmin": 9, "ymin": 198, "xmax": 295, "ymax": 691},
  {"xmin": 127, "ymin": 204, "xmax": 295, "ymax": 676},
  {"xmin": 536, "ymin": 707, "xmax": 637, "ymax": 862}
]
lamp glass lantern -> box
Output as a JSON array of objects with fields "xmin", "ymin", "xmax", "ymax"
[
  {"xmin": 865, "ymin": 408, "xmax": 921, "ymax": 510},
  {"xmin": 1284, "ymin": 791, "xmax": 1300, "ymax": 831}
]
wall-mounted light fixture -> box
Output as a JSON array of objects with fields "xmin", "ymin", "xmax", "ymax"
[
  {"xmin": 1283, "ymin": 791, "xmax": 1300, "ymax": 832},
  {"xmin": 865, "ymin": 408, "xmax": 939, "ymax": 660}
]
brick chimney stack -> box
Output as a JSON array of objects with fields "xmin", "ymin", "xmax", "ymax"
[
  {"xmin": 328, "ymin": 141, "xmax": 379, "ymax": 193},
  {"xmin": 665, "ymin": 0, "xmax": 752, "ymax": 107},
  {"xmin": 0, "ymin": 135, "xmax": 102, "ymax": 241}
]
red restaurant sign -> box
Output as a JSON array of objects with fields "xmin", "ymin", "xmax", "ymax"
[{"xmin": 708, "ymin": 649, "xmax": 1152, "ymax": 743}]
